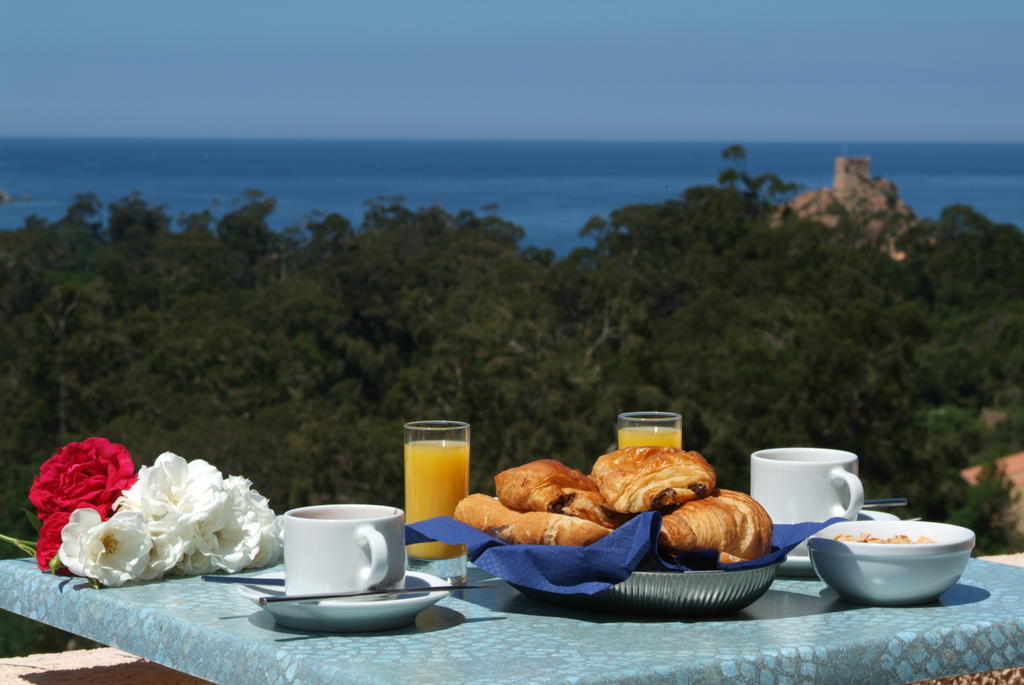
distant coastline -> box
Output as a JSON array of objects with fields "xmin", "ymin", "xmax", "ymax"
[{"xmin": 2, "ymin": 139, "xmax": 1022, "ymax": 253}]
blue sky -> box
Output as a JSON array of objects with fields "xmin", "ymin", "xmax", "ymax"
[{"xmin": 2, "ymin": 1, "xmax": 1022, "ymax": 141}]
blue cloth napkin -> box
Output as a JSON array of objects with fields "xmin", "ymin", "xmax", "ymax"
[{"xmin": 406, "ymin": 512, "xmax": 843, "ymax": 595}]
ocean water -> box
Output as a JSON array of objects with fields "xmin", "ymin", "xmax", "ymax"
[{"xmin": 1, "ymin": 139, "xmax": 1022, "ymax": 254}]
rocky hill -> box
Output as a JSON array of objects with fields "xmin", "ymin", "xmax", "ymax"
[{"xmin": 781, "ymin": 156, "xmax": 916, "ymax": 257}]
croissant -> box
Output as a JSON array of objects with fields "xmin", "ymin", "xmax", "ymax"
[
  {"xmin": 453, "ymin": 493, "xmax": 612, "ymax": 546},
  {"xmin": 494, "ymin": 459, "xmax": 629, "ymax": 529},
  {"xmin": 658, "ymin": 489, "xmax": 773, "ymax": 563},
  {"xmin": 590, "ymin": 446, "xmax": 717, "ymax": 513}
]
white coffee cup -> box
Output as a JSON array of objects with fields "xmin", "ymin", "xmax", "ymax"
[
  {"xmin": 283, "ymin": 504, "xmax": 406, "ymax": 596},
  {"xmin": 750, "ymin": 447, "xmax": 865, "ymax": 524}
]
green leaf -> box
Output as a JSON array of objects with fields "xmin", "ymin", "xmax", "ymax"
[{"xmin": 24, "ymin": 508, "xmax": 41, "ymax": 534}]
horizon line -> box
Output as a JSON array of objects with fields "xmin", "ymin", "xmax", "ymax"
[{"xmin": 2, "ymin": 135, "xmax": 1024, "ymax": 146}]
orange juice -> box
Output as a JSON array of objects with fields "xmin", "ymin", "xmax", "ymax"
[
  {"xmin": 617, "ymin": 426, "xmax": 683, "ymax": 449},
  {"xmin": 404, "ymin": 439, "xmax": 469, "ymax": 560}
]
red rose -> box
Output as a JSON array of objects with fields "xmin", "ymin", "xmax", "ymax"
[
  {"xmin": 35, "ymin": 510, "xmax": 73, "ymax": 573},
  {"xmin": 29, "ymin": 437, "xmax": 138, "ymax": 521}
]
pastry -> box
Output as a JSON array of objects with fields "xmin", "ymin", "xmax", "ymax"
[
  {"xmin": 494, "ymin": 459, "xmax": 628, "ymax": 528},
  {"xmin": 453, "ymin": 493, "xmax": 612, "ymax": 546},
  {"xmin": 658, "ymin": 489, "xmax": 773, "ymax": 563},
  {"xmin": 590, "ymin": 446, "xmax": 716, "ymax": 513}
]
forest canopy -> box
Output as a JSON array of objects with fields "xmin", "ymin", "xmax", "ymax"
[{"xmin": 1, "ymin": 150, "xmax": 1022, "ymax": 655}]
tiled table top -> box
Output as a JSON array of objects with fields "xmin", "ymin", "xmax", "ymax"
[{"xmin": 1, "ymin": 558, "xmax": 1023, "ymax": 684}]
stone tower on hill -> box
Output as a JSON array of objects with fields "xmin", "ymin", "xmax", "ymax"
[
  {"xmin": 833, "ymin": 156, "xmax": 872, "ymax": 192},
  {"xmin": 781, "ymin": 156, "xmax": 916, "ymax": 258}
]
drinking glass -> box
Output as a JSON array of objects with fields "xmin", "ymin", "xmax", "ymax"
[
  {"xmin": 403, "ymin": 420, "xmax": 470, "ymax": 583},
  {"xmin": 617, "ymin": 411, "xmax": 683, "ymax": 449}
]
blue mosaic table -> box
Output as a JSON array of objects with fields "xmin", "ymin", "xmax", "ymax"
[{"xmin": 1, "ymin": 557, "xmax": 1023, "ymax": 684}]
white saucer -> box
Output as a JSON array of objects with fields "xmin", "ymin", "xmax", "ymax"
[
  {"xmin": 237, "ymin": 571, "xmax": 449, "ymax": 632},
  {"xmin": 779, "ymin": 510, "xmax": 901, "ymax": 577},
  {"xmin": 857, "ymin": 510, "xmax": 901, "ymax": 521}
]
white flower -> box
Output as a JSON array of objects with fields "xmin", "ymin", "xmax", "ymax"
[
  {"xmin": 59, "ymin": 508, "xmax": 152, "ymax": 588},
  {"xmin": 193, "ymin": 476, "xmax": 258, "ymax": 572},
  {"xmin": 116, "ymin": 452, "xmax": 229, "ymax": 574},
  {"xmin": 137, "ymin": 518, "xmax": 192, "ymax": 581},
  {"xmin": 114, "ymin": 451, "xmax": 282, "ymax": 577},
  {"xmin": 243, "ymin": 480, "xmax": 282, "ymax": 569},
  {"xmin": 174, "ymin": 541, "xmax": 219, "ymax": 576},
  {"xmin": 117, "ymin": 452, "xmax": 228, "ymax": 528},
  {"xmin": 205, "ymin": 475, "xmax": 282, "ymax": 572},
  {"xmin": 249, "ymin": 507, "xmax": 283, "ymax": 569}
]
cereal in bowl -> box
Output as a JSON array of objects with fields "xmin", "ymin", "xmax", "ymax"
[{"xmin": 833, "ymin": 532, "xmax": 936, "ymax": 544}]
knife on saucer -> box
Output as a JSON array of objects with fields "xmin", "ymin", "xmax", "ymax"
[{"xmin": 202, "ymin": 575, "xmax": 286, "ymax": 586}]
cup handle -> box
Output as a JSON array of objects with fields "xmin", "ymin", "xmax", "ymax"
[
  {"xmin": 359, "ymin": 526, "xmax": 389, "ymax": 589},
  {"xmin": 831, "ymin": 467, "xmax": 864, "ymax": 519}
]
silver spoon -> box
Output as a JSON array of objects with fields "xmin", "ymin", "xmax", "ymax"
[{"xmin": 862, "ymin": 498, "xmax": 908, "ymax": 508}]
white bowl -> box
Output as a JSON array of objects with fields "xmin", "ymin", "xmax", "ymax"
[{"xmin": 807, "ymin": 520, "xmax": 975, "ymax": 606}]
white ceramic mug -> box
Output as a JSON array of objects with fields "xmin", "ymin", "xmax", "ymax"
[
  {"xmin": 750, "ymin": 447, "xmax": 865, "ymax": 524},
  {"xmin": 283, "ymin": 504, "xmax": 406, "ymax": 596}
]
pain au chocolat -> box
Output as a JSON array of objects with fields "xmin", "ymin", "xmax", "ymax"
[
  {"xmin": 494, "ymin": 458, "xmax": 628, "ymax": 529},
  {"xmin": 590, "ymin": 446, "xmax": 716, "ymax": 513}
]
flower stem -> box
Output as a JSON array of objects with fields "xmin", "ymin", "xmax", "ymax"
[{"xmin": 0, "ymin": 532, "xmax": 37, "ymax": 558}]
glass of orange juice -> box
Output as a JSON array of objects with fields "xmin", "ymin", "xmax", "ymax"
[
  {"xmin": 404, "ymin": 420, "xmax": 470, "ymax": 583},
  {"xmin": 617, "ymin": 411, "xmax": 683, "ymax": 449}
]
